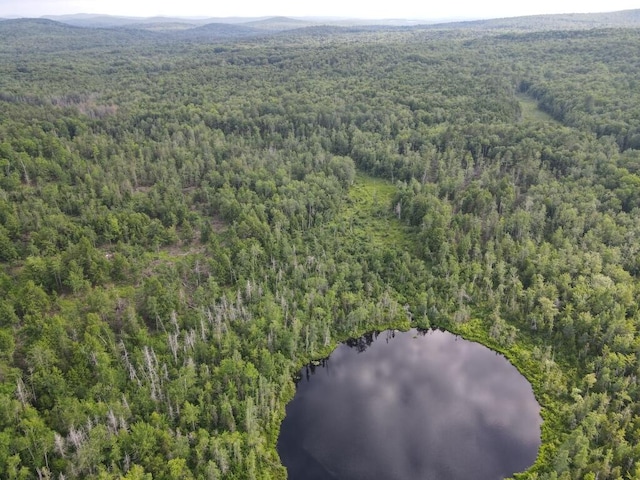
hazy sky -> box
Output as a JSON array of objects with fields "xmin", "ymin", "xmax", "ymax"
[{"xmin": 1, "ymin": 0, "xmax": 639, "ymax": 20}]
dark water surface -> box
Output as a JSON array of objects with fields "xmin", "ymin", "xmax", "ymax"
[{"xmin": 277, "ymin": 329, "xmax": 541, "ymax": 480}]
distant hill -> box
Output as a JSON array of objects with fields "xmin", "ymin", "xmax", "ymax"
[
  {"xmin": 0, "ymin": 17, "xmax": 267, "ymax": 47},
  {"xmin": 42, "ymin": 14, "xmax": 271, "ymax": 28},
  {"xmin": 124, "ymin": 22, "xmax": 197, "ymax": 32},
  {"xmin": 18, "ymin": 9, "xmax": 640, "ymax": 35},
  {"xmin": 273, "ymin": 24, "xmax": 393, "ymax": 38},
  {"xmin": 2, "ymin": 8, "xmax": 640, "ymax": 48},
  {"xmin": 241, "ymin": 16, "xmax": 318, "ymax": 31},
  {"xmin": 43, "ymin": 14, "xmax": 320, "ymax": 32},
  {"xmin": 39, "ymin": 13, "xmax": 435, "ymax": 29},
  {"xmin": 0, "ymin": 18, "xmax": 83, "ymax": 41},
  {"xmin": 422, "ymin": 9, "xmax": 640, "ymax": 31},
  {"xmin": 43, "ymin": 14, "xmax": 200, "ymax": 28},
  {"xmin": 173, "ymin": 22, "xmax": 264, "ymax": 40},
  {"xmin": 0, "ymin": 17, "xmax": 80, "ymax": 31},
  {"xmin": 0, "ymin": 18, "xmax": 157, "ymax": 53}
]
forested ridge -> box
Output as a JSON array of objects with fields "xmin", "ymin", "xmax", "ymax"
[{"xmin": 1, "ymin": 17, "xmax": 640, "ymax": 479}]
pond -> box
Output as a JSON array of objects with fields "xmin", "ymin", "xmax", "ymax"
[{"xmin": 277, "ymin": 329, "xmax": 541, "ymax": 480}]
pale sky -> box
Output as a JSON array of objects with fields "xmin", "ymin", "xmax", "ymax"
[{"xmin": 1, "ymin": 0, "xmax": 639, "ymax": 21}]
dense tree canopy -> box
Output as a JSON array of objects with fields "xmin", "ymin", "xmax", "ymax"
[{"xmin": 1, "ymin": 16, "xmax": 640, "ymax": 479}]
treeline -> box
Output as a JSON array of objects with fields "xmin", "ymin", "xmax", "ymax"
[{"xmin": 1, "ymin": 22, "xmax": 640, "ymax": 479}]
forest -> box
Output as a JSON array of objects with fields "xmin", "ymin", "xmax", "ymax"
[{"xmin": 1, "ymin": 12, "xmax": 640, "ymax": 479}]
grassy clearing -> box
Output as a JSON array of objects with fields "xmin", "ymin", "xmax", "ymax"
[
  {"xmin": 335, "ymin": 173, "xmax": 414, "ymax": 253},
  {"xmin": 516, "ymin": 93, "xmax": 559, "ymax": 124}
]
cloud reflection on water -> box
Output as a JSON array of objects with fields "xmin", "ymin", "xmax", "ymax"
[{"xmin": 278, "ymin": 329, "xmax": 541, "ymax": 480}]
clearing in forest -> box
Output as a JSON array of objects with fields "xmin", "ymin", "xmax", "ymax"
[
  {"xmin": 516, "ymin": 93, "xmax": 559, "ymax": 124},
  {"xmin": 335, "ymin": 173, "xmax": 413, "ymax": 254}
]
